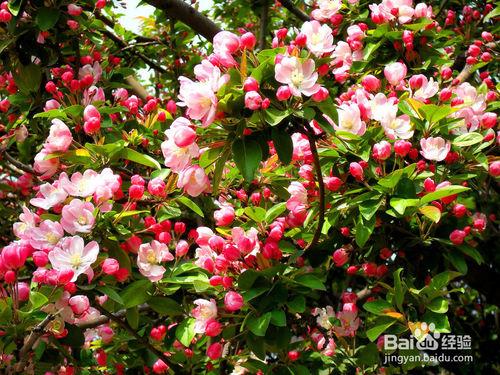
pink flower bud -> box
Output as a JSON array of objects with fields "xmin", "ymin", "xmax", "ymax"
[
  {"xmin": 384, "ymin": 62, "xmax": 407, "ymax": 86},
  {"xmin": 102, "ymin": 258, "xmax": 119, "ymax": 275},
  {"xmin": 394, "ymin": 140, "xmax": 412, "ymax": 157},
  {"xmin": 148, "ymin": 177, "xmax": 166, "ymax": 197},
  {"xmin": 240, "ymin": 32, "xmax": 256, "ymax": 49},
  {"xmin": 33, "ymin": 251, "xmax": 48, "ymax": 267},
  {"xmin": 152, "ymin": 359, "xmax": 169, "ymax": 374},
  {"xmin": 175, "ymin": 240, "xmax": 189, "ymax": 257},
  {"xmin": 1, "ymin": 244, "xmax": 27, "ymax": 269},
  {"xmin": 349, "ymin": 162, "xmax": 364, "ymax": 181},
  {"xmin": 325, "ymin": 176, "xmax": 343, "ymax": 192},
  {"xmin": 243, "ymin": 77, "xmax": 259, "ymax": 92},
  {"xmin": 332, "ymin": 248, "xmax": 349, "ymax": 267},
  {"xmin": 129, "ymin": 184, "xmax": 144, "ymax": 200},
  {"xmin": 224, "ymin": 291, "xmax": 243, "ymax": 311},
  {"xmin": 67, "ymin": 4, "xmax": 83, "ymax": 16},
  {"xmin": 489, "ymin": 161, "xmax": 500, "ymax": 177},
  {"xmin": 17, "ymin": 282, "xmax": 30, "ymax": 301},
  {"xmin": 312, "ymin": 87, "xmax": 329, "ymax": 102},
  {"xmin": 207, "ymin": 342, "xmax": 223, "ymax": 360},
  {"xmin": 276, "ymin": 85, "xmax": 292, "ymax": 101},
  {"xmin": 68, "ymin": 295, "xmax": 90, "ymax": 315},
  {"xmin": 372, "ymin": 140, "xmax": 391, "ymax": 161},
  {"xmin": 449, "ymin": 229, "xmax": 466, "ymax": 245},
  {"xmin": 205, "ymin": 318, "xmax": 223, "ymax": 337},
  {"xmin": 361, "ymin": 75, "xmax": 380, "ymax": 92},
  {"xmin": 244, "ymin": 91, "xmax": 262, "ymax": 110}
]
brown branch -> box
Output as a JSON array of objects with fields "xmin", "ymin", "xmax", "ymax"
[
  {"xmin": 77, "ymin": 304, "xmax": 151, "ymax": 329},
  {"xmin": 2, "ymin": 152, "xmax": 36, "ymax": 175},
  {"xmin": 11, "ymin": 314, "xmax": 55, "ymax": 373},
  {"xmin": 143, "ymin": 0, "xmax": 222, "ymax": 41},
  {"xmin": 258, "ymin": 1, "xmax": 270, "ymax": 50},
  {"xmin": 92, "ymin": 304, "xmax": 183, "ymax": 372},
  {"xmin": 278, "ymin": 0, "xmax": 310, "ymax": 22},
  {"xmin": 303, "ymin": 123, "xmax": 325, "ymax": 251}
]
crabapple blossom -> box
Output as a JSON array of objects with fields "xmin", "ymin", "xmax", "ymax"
[
  {"xmin": 48, "ymin": 236, "xmax": 99, "ymax": 282},
  {"xmin": 44, "ymin": 119, "xmax": 72, "ymax": 153},
  {"xmin": 192, "ymin": 298, "xmax": 218, "ymax": 334},
  {"xmin": 300, "ymin": 21, "xmax": 335, "ymax": 57},
  {"xmin": 177, "ymin": 165, "xmax": 210, "ymax": 197},
  {"xmin": 274, "ymin": 56, "xmax": 320, "ymax": 97},
  {"xmin": 420, "ymin": 137, "xmax": 451, "ymax": 161},
  {"xmin": 60, "ymin": 199, "xmax": 95, "ymax": 235},
  {"xmin": 384, "ymin": 62, "xmax": 407, "ymax": 86},
  {"xmin": 136, "ymin": 240, "xmax": 174, "ymax": 282}
]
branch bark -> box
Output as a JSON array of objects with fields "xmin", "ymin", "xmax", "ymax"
[
  {"xmin": 258, "ymin": 1, "xmax": 270, "ymax": 50},
  {"xmin": 77, "ymin": 304, "xmax": 151, "ymax": 329},
  {"xmin": 143, "ymin": 0, "xmax": 222, "ymax": 41},
  {"xmin": 2, "ymin": 152, "xmax": 37, "ymax": 175},
  {"xmin": 303, "ymin": 123, "xmax": 325, "ymax": 251},
  {"xmin": 279, "ymin": 0, "xmax": 310, "ymax": 22}
]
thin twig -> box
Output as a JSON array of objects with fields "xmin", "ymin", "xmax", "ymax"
[
  {"xmin": 77, "ymin": 304, "xmax": 151, "ymax": 329},
  {"xmin": 303, "ymin": 122, "xmax": 325, "ymax": 251}
]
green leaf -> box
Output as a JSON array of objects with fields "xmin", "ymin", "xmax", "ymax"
[
  {"xmin": 263, "ymin": 107, "xmax": 290, "ymax": 126},
  {"xmin": 294, "ymin": 274, "xmax": 326, "ymax": 290},
  {"xmin": 13, "ymin": 64, "xmax": 42, "ymax": 94},
  {"xmin": 363, "ymin": 300, "xmax": 393, "ymax": 315},
  {"xmin": 390, "ymin": 198, "xmax": 419, "ymax": 215},
  {"xmin": 265, "ymin": 202, "xmax": 287, "ymax": 223},
  {"xmin": 287, "ymin": 295, "xmax": 306, "ymax": 313},
  {"xmin": 359, "ymin": 200, "xmax": 382, "ymax": 221},
  {"xmin": 422, "ymin": 311, "xmax": 450, "ymax": 333},
  {"xmin": 33, "ymin": 109, "xmax": 68, "ymax": 120},
  {"xmin": 366, "ymin": 319, "xmax": 397, "ymax": 342},
  {"xmin": 270, "ymin": 310, "xmax": 287, "ymax": 327},
  {"xmin": 232, "ymin": 138, "xmax": 262, "ymax": 181},
  {"xmin": 419, "ymin": 104, "xmax": 455, "ymax": 123},
  {"xmin": 36, "ymin": 8, "xmax": 60, "ymax": 31},
  {"xmin": 120, "ymin": 148, "xmax": 161, "ymax": 170},
  {"xmin": 247, "ymin": 312, "xmax": 272, "ymax": 336},
  {"xmin": 355, "ymin": 216, "xmax": 374, "ymax": 247},
  {"xmin": 429, "ymin": 271, "xmax": 461, "ymax": 290},
  {"xmin": 244, "ymin": 206, "xmax": 266, "ymax": 222},
  {"xmin": 419, "ymin": 205, "xmax": 441, "ymax": 223},
  {"xmin": 238, "ymin": 270, "xmax": 260, "ymax": 290},
  {"xmin": 378, "ymin": 169, "xmax": 403, "ymax": 189},
  {"xmin": 427, "ymin": 297, "xmax": 449, "ymax": 313},
  {"xmin": 393, "ymin": 268, "xmax": 404, "ymax": 311},
  {"xmin": 29, "ymin": 292, "xmax": 48, "ymax": 310},
  {"xmin": 175, "ymin": 318, "xmax": 196, "ymax": 346},
  {"xmin": 453, "ymin": 132, "xmax": 484, "ymax": 147},
  {"xmin": 148, "ymin": 297, "xmax": 183, "ymax": 316},
  {"xmin": 356, "ymin": 343, "xmax": 380, "ymax": 366},
  {"xmin": 120, "ymin": 279, "xmax": 153, "ymax": 308},
  {"xmin": 447, "ymin": 252, "xmax": 468, "ymax": 274},
  {"xmin": 126, "ymin": 307, "xmax": 139, "ymax": 329},
  {"xmin": 97, "ymin": 286, "xmax": 123, "ymax": 305},
  {"xmin": 458, "ymin": 244, "xmax": 483, "ymax": 265},
  {"xmin": 419, "ymin": 185, "xmax": 469, "ymax": 205},
  {"xmin": 271, "ymin": 128, "xmax": 293, "ymax": 164},
  {"xmin": 176, "ymin": 196, "xmax": 204, "ymax": 217}
]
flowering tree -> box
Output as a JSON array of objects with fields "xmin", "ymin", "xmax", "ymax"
[{"xmin": 0, "ymin": 0, "xmax": 499, "ymax": 374}]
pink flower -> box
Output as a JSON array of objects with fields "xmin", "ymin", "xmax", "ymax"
[
  {"xmin": 175, "ymin": 240, "xmax": 189, "ymax": 257},
  {"xmin": 384, "ymin": 62, "xmax": 407, "ymax": 86},
  {"xmin": 224, "ymin": 291, "xmax": 244, "ymax": 311},
  {"xmin": 48, "ymin": 236, "xmax": 99, "ymax": 282},
  {"xmin": 44, "ymin": 119, "xmax": 72, "ymax": 153},
  {"xmin": 177, "ymin": 166, "xmax": 210, "ymax": 197},
  {"xmin": 61, "ymin": 199, "xmax": 95, "ymax": 234},
  {"xmin": 286, "ymin": 181, "xmax": 308, "ymax": 211},
  {"xmin": 214, "ymin": 204, "xmax": 235, "ymax": 226},
  {"xmin": 147, "ymin": 178, "xmax": 166, "ymax": 197},
  {"xmin": 44, "ymin": 99, "xmax": 60, "ymax": 112},
  {"xmin": 332, "ymin": 103, "xmax": 366, "ymax": 136},
  {"xmin": 420, "ymin": 137, "xmax": 451, "ymax": 161},
  {"xmin": 331, "ymin": 42, "xmax": 362, "ymax": 74},
  {"xmin": 33, "ymin": 150, "xmax": 60, "ymax": 179},
  {"xmin": 136, "ymin": 240, "xmax": 174, "ymax": 282},
  {"xmin": 212, "ymin": 31, "xmax": 240, "ymax": 67},
  {"xmin": 413, "ymin": 77, "xmax": 439, "ymax": 101},
  {"xmin": 381, "ymin": 114, "xmax": 414, "ymax": 140},
  {"xmin": 1, "ymin": 242, "xmax": 29, "ymax": 269},
  {"xmin": 28, "ymin": 220, "xmax": 64, "ymax": 250},
  {"xmin": 192, "ymin": 298, "xmax": 218, "ymax": 333},
  {"xmin": 275, "ymin": 56, "xmax": 320, "ymax": 97},
  {"xmin": 311, "ymin": 0, "xmax": 342, "ymax": 21},
  {"xmin": 168, "ymin": 117, "xmax": 197, "ymax": 148},
  {"xmin": 333, "ymin": 248, "xmax": 349, "ymax": 267},
  {"xmin": 231, "ymin": 227, "xmax": 259, "ymax": 254},
  {"xmin": 206, "ymin": 342, "xmax": 223, "ymax": 360},
  {"xmin": 205, "ymin": 318, "xmax": 223, "ymax": 337},
  {"xmin": 300, "ymin": 21, "xmax": 335, "ymax": 57},
  {"xmin": 334, "ymin": 304, "xmax": 360, "ymax": 337},
  {"xmin": 414, "ymin": 3, "xmax": 433, "ymax": 18},
  {"xmin": 193, "ymin": 59, "xmax": 230, "ymax": 92},
  {"xmin": 58, "ymin": 170, "xmax": 99, "ymax": 197},
  {"xmin": 30, "ymin": 182, "xmax": 68, "ymax": 210},
  {"xmin": 161, "ymin": 139, "xmax": 199, "ymax": 173},
  {"xmin": 292, "ymin": 133, "xmax": 312, "ymax": 162},
  {"xmin": 78, "ymin": 62, "xmax": 102, "ymax": 85},
  {"xmin": 312, "ymin": 306, "xmax": 336, "ymax": 330},
  {"xmin": 177, "ymin": 77, "xmax": 218, "ymax": 127},
  {"xmin": 13, "ymin": 206, "xmax": 39, "ymax": 240}
]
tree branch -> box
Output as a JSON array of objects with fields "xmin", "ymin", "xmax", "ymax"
[
  {"xmin": 143, "ymin": 0, "xmax": 222, "ymax": 41},
  {"xmin": 303, "ymin": 123, "xmax": 325, "ymax": 251},
  {"xmin": 278, "ymin": 0, "xmax": 310, "ymax": 22},
  {"xmin": 2, "ymin": 152, "xmax": 36, "ymax": 175},
  {"xmin": 259, "ymin": 1, "xmax": 270, "ymax": 50},
  {"xmin": 77, "ymin": 304, "xmax": 151, "ymax": 329},
  {"xmin": 92, "ymin": 304, "xmax": 183, "ymax": 372},
  {"xmin": 11, "ymin": 314, "xmax": 54, "ymax": 373}
]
